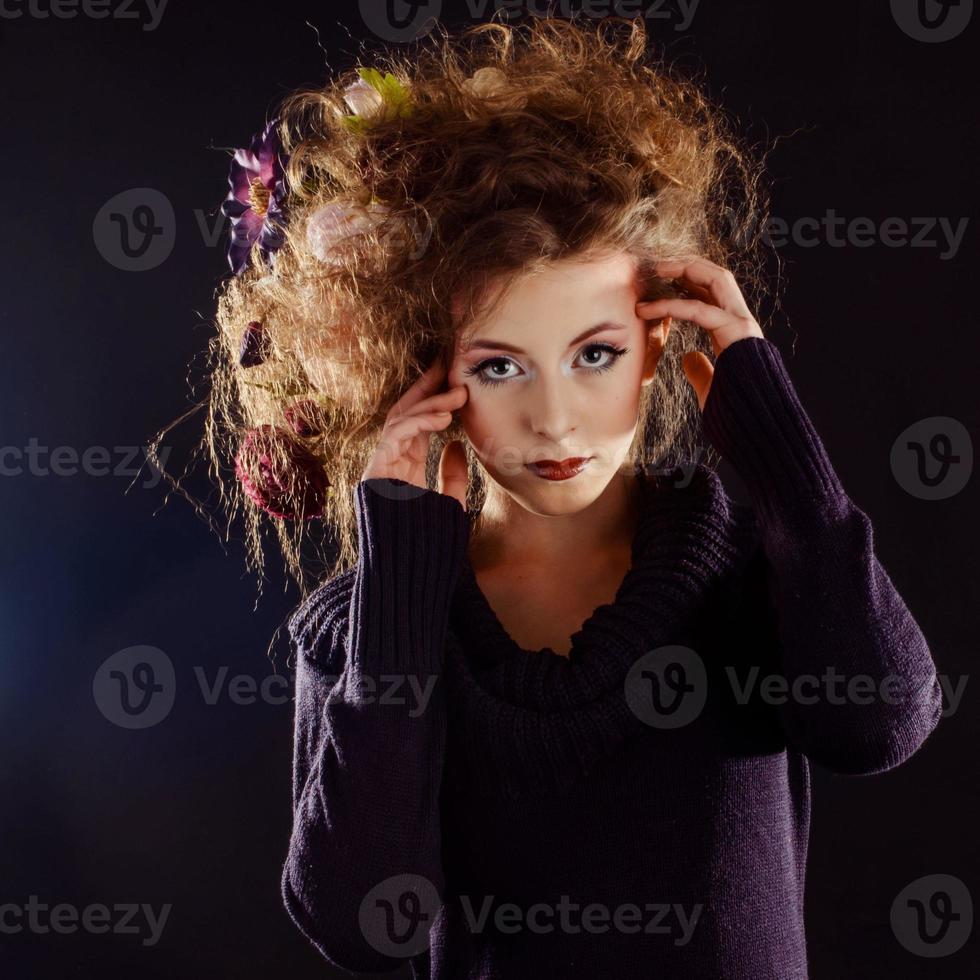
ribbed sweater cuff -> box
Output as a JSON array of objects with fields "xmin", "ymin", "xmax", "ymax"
[
  {"xmin": 352, "ymin": 478, "xmax": 470, "ymax": 674},
  {"xmin": 701, "ymin": 337, "xmax": 849, "ymax": 524}
]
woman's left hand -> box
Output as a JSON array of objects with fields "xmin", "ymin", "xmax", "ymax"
[{"xmin": 636, "ymin": 256, "xmax": 764, "ymax": 411}]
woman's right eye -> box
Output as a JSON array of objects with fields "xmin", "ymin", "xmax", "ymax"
[{"xmin": 463, "ymin": 357, "xmax": 519, "ymax": 387}]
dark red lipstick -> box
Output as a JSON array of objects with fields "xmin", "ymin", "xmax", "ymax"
[{"xmin": 526, "ymin": 457, "xmax": 593, "ymax": 481}]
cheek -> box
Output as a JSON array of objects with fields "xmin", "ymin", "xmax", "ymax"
[
  {"xmin": 449, "ymin": 379, "xmax": 513, "ymax": 461},
  {"xmin": 449, "ymin": 362, "xmax": 497, "ymax": 417},
  {"xmin": 456, "ymin": 386, "xmax": 494, "ymax": 442},
  {"xmin": 446, "ymin": 362, "xmax": 481, "ymax": 423},
  {"xmin": 596, "ymin": 362, "xmax": 647, "ymax": 435},
  {"xmin": 447, "ymin": 360, "xmax": 467, "ymax": 390}
]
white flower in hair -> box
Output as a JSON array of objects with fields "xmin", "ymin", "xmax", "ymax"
[
  {"xmin": 306, "ymin": 201, "xmax": 390, "ymax": 265},
  {"xmin": 340, "ymin": 70, "xmax": 412, "ymax": 133},
  {"xmin": 342, "ymin": 78, "xmax": 385, "ymax": 117}
]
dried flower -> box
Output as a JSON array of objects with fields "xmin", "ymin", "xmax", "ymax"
[
  {"xmin": 461, "ymin": 66, "xmax": 527, "ymax": 110},
  {"xmin": 234, "ymin": 425, "xmax": 330, "ymax": 521},
  {"xmin": 239, "ymin": 320, "xmax": 271, "ymax": 368},
  {"xmin": 284, "ymin": 398, "xmax": 327, "ymax": 437}
]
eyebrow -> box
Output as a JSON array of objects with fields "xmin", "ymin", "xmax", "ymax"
[{"xmin": 460, "ymin": 321, "xmax": 628, "ymax": 355}]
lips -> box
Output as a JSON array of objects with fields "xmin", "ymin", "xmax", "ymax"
[
  {"xmin": 534, "ymin": 457, "xmax": 588, "ymax": 467},
  {"xmin": 526, "ymin": 456, "xmax": 593, "ymax": 481}
]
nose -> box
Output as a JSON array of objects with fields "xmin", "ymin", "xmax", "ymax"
[{"xmin": 526, "ymin": 371, "xmax": 578, "ymax": 446}]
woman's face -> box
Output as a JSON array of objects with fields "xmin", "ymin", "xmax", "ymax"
[{"xmin": 447, "ymin": 251, "xmax": 670, "ymax": 517}]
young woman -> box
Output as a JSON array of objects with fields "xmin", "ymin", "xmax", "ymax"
[{"xmin": 208, "ymin": 16, "xmax": 942, "ymax": 978}]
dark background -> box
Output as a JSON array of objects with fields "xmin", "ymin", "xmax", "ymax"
[{"xmin": 1, "ymin": 0, "xmax": 977, "ymax": 976}]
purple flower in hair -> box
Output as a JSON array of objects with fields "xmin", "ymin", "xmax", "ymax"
[{"xmin": 221, "ymin": 119, "xmax": 289, "ymax": 275}]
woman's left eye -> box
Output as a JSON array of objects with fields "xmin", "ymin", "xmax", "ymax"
[
  {"xmin": 464, "ymin": 343, "xmax": 630, "ymax": 388},
  {"xmin": 578, "ymin": 343, "xmax": 630, "ymax": 372}
]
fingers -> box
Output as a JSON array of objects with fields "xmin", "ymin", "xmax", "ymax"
[
  {"xmin": 636, "ymin": 297, "xmax": 731, "ymax": 332},
  {"xmin": 682, "ymin": 351, "xmax": 715, "ymax": 412},
  {"xmin": 388, "ymin": 380, "xmax": 467, "ymax": 425},
  {"xmin": 371, "ymin": 409, "xmax": 453, "ymax": 468},
  {"xmin": 438, "ymin": 439, "xmax": 469, "ymax": 511},
  {"xmin": 382, "ymin": 407, "xmax": 454, "ymax": 445},
  {"xmin": 636, "ymin": 296, "xmax": 763, "ymax": 357},
  {"xmin": 652, "ymin": 257, "xmax": 754, "ymax": 319},
  {"xmin": 389, "ymin": 355, "xmax": 450, "ymax": 418},
  {"xmin": 364, "ymin": 354, "xmax": 470, "ymax": 490}
]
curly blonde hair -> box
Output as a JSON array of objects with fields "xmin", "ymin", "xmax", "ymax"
[{"xmin": 153, "ymin": 13, "xmax": 777, "ymax": 604}]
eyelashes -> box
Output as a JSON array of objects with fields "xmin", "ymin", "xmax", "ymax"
[{"xmin": 463, "ymin": 343, "xmax": 631, "ymax": 388}]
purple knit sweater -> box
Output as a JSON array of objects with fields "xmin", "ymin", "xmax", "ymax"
[{"xmin": 281, "ymin": 337, "xmax": 942, "ymax": 979}]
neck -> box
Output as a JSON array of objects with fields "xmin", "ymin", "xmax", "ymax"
[{"xmin": 469, "ymin": 468, "xmax": 643, "ymax": 571}]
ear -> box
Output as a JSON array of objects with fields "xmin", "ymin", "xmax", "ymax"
[{"xmin": 640, "ymin": 316, "xmax": 672, "ymax": 386}]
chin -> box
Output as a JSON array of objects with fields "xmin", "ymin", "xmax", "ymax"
[{"xmin": 488, "ymin": 471, "xmax": 611, "ymax": 518}]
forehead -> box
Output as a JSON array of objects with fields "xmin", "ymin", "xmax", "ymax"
[{"xmin": 454, "ymin": 251, "xmax": 641, "ymax": 345}]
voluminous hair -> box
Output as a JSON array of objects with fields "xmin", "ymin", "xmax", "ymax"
[{"xmin": 174, "ymin": 14, "xmax": 776, "ymax": 600}]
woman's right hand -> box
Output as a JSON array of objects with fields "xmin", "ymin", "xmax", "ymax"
[{"xmin": 360, "ymin": 356, "xmax": 470, "ymax": 509}]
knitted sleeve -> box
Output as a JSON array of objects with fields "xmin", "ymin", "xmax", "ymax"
[
  {"xmin": 280, "ymin": 477, "xmax": 470, "ymax": 973},
  {"xmin": 701, "ymin": 336, "xmax": 943, "ymax": 775}
]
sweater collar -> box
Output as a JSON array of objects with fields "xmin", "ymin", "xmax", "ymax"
[{"xmin": 444, "ymin": 461, "xmax": 752, "ymax": 798}]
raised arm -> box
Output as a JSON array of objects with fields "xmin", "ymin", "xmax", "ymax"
[
  {"xmin": 281, "ymin": 477, "xmax": 470, "ymax": 972},
  {"xmin": 701, "ymin": 336, "xmax": 943, "ymax": 775}
]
